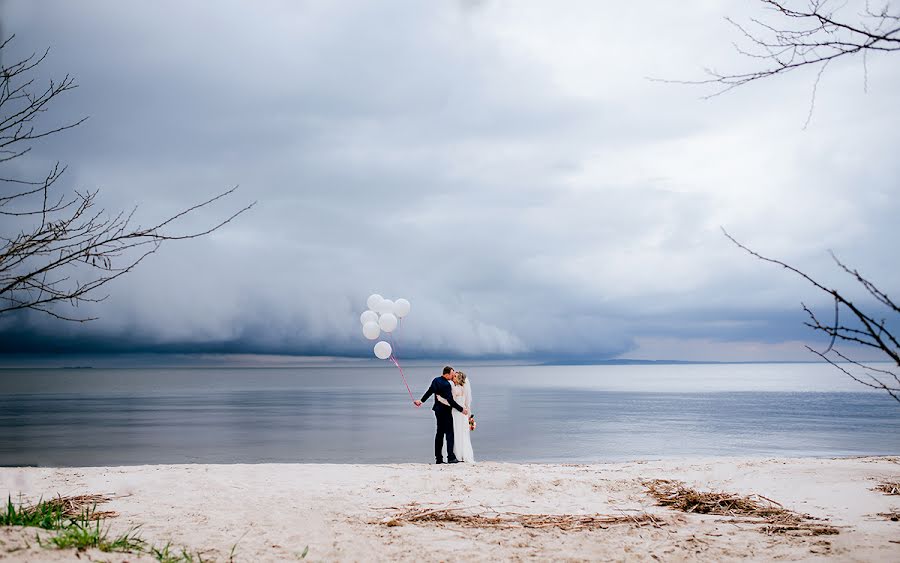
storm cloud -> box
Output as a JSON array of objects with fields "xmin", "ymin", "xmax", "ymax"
[{"xmin": 1, "ymin": 0, "xmax": 898, "ymax": 361}]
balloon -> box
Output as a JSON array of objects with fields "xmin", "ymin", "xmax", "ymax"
[
  {"xmin": 378, "ymin": 312, "xmax": 398, "ymax": 333},
  {"xmin": 362, "ymin": 321, "xmax": 381, "ymax": 340},
  {"xmin": 375, "ymin": 299, "xmax": 394, "ymax": 314},
  {"xmin": 359, "ymin": 310, "xmax": 378, "ymax": 325},
  {"xmin": 367, "ymin": 294, "xmax": 383, "ymax": 310},
  {"xmin": 374, "ymin": 340, "xmax": 392, "ymax": 360},
  {"xmin": 393, "ymin": 298, "xmax": 411, "ymax": 318}
]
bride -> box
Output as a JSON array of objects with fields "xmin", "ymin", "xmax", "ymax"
[{"xmin": 437, "ymin": 370, "xmax": 475, "ymax": 462}]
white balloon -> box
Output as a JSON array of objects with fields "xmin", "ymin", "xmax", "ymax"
[
  {"xmin": 375, "ymin": 299, "xmax": 394, "ymax": 314},
  {"xmin": 359, "ymin": 310, "xmax": 378, "ymax": 325},
  {"xmin": 362, "ymin": 321, "xmax": 381, "ymax": 340},
  {"xmin": 367, "ymin": 294, "xmax": 383, "ymax": 310},
  {"xmin": 393, "ymin": 298, "xmax": 411, "ymax": 318},
  {"xmin": 374, "ymin": 340, "xmax": 392, "ymax": 360},
  {"xmin": 378, "ymin": 312, "xmax": 398, "ymax": 333}
]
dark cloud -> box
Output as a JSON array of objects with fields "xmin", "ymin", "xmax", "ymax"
[{"xmin": 1, "ymin": 0, "xmax": 898, "ymax": 362}]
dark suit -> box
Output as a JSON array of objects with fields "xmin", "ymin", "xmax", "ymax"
[{"xmin": 420, "ymin": 376, "xmax": 465, "ymax": 462}]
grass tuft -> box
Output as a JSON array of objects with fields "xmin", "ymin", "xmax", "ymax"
[
  {"xmin": 1, "ymin": 494, "xmax": 115, "ymax": 529},
  {"xmin": 150, "ymin": 540, "xmax": 208, "ymax": 562},
  {"xmin": 3, "ymin": 490, "xmax": 293, "ymax": 561},
  {"xmin": 1, "ymin": 495, "xmax": 65, "ymax": 529},
  {"xmin": 36, "ymin": 509, "xmax": 144, "ymax": 553}
]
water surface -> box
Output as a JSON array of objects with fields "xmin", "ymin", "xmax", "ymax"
[{"xmin": 1, "ymin": 363, "xmax": 897, "ymax": 466}]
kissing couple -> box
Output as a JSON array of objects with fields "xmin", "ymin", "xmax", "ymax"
[{"xmin": 414, "ymin": 366, "xmax": 476, "ymax": 464}]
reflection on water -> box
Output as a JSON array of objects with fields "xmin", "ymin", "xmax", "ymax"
[{"xmin": 1, "ymin": 365, "xmax": 897, "ymax": 466}]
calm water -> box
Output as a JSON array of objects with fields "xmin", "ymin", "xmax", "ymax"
[{"xmin": 1, "ymin": 363, "xmax": 897, "ymax": 466}]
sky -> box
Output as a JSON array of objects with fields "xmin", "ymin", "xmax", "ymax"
[{"xmin": 0, "ymin": 0, "xmax": 898, "ymax": 362}]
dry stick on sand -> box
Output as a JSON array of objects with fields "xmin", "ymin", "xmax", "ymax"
[
  {"xmin": 379, "ymin": 502, "xmax": 663, "ymax": 531},
  {"xmin": 873, "ymin": 481, "xmax": 900, "ymax": 496},
  {"xmin": 643, "ymin": 480, "xmax": 838, "ymax": 536}
]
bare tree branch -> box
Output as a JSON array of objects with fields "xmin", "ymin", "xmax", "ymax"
[
  {"xmin": 807, "ymin": 346, "xmax": 900, "ymax": 402},
  {"xmin": 652, "ymin": 1, "xmax": 900, "ymax": 121},
  {"xmin": 724, "ymin": 228, "xmax": 899, "ymax": 402},
  {"xmin": 0, "ymin": 35, "xmax": 255, "ymax": 322}
]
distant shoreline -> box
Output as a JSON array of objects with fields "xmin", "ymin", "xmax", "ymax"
[
  {"xmin": 6, "ymin": 452, "xmax": 900, "ymax": 469},
  {"xmin": 0, "ymin": 358, "xmax": 873, "ymax": 369}
]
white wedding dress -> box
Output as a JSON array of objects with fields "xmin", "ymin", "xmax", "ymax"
[
  {"xmin": 436, "ymin": 381, "xmax": 476, "ymax": 462},
  {"xmin": 450, "ymin": 381, "xmax": 475, "ymax": 463}
]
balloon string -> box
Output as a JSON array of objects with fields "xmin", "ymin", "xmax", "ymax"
[
  {"xmin": 390, "ymin": 354, "xmax": 414, "ymax": 401},
  {"xmin": 389, "ymin": 322, "xmax": 400, "ymax": 358}
]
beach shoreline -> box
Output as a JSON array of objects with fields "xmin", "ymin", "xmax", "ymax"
[{"xmin": 2, "ymin": 456, "xmax": 898, "ymax": 561}]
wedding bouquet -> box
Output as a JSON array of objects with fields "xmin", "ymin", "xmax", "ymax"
[{"xmin": 469, "ymin": 413, "xmax": 476, "ymax": 431}]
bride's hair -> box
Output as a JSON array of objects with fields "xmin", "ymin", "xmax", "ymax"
[{"xmin": 455, "ymin": 371, "xmax": 467, "ymax": 386}]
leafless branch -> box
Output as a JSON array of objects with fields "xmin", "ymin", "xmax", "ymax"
[
  {"xmin": 0, "ymin": 36, "xmax": 255, "ymax": 322},
  {"xmin": 806, "ymin": 346, "xmax": 900, "ymax": 402},
  {"xmin": 653, "ymin": 1, "xmax": 900, "ymax": 122},
  {"xmin": 724, "ymin": 228, "xmax": 899, "ymax": 402}
]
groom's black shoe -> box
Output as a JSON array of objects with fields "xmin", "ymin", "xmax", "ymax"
[
  {"xmin": 435, "ymin": 458, "xmax": 444, "ymax": 464},
  {"xmin": 447, "ymin": 457, "xmax": 460, "ymax": 464}
]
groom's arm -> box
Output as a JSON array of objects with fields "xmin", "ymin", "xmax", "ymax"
[
  {"xmin": 436, "ymin": 385, "xmax": 465, "ymax": 412},
  {"xmin": 419, "ymin": 380, "xmax": 436, "ymax": 403}
]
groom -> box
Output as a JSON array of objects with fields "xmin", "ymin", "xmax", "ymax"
[{"xmin": 414, "ymin": 365, "xmax": 469, "ymax": 464}]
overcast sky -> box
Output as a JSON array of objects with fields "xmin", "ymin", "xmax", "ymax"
[{"xmin": 1, "ymin": 0, "xmax": 897, "ymax": 362}]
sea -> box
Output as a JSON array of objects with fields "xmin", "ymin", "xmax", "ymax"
[{"xmin": 1, "ymin": 363, "xmax": 898, "ymax": 466}]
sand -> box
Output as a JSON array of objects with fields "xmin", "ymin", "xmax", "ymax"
[{"xmin": 1, "ymin": 456, "xmax": 898, "ymax": 562}]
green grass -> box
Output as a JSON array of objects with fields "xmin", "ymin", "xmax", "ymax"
[
  {"xmin": 40, "ymin": 515, "xmax": 145, "ymax": 553},
  {"xmin": 150, "ymin": 540, "xmax": 209, "ymax": 562},
  {"xmin": 1, "ymin": 495, "xmax": 65, "ymax": 529},
  {"xmin": 3, "ymin": 493, "xmax": 309, "ymax": 561}
]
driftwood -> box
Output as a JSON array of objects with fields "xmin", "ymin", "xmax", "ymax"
[
  {"xmin": 378, "ymin": 502, "xmax": 662, "ymax": 531},
  {"xmin": 874, "ymin": 481, "xmax": 900, "ymax": 496},
  {"xmin": 644, "ymin": 480, "xmax": 838, "ymax": 536}
]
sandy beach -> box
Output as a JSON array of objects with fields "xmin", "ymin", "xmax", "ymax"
[{"xmin": 1, "ymin": 456, "xmax": 898, "ymax": 562}]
